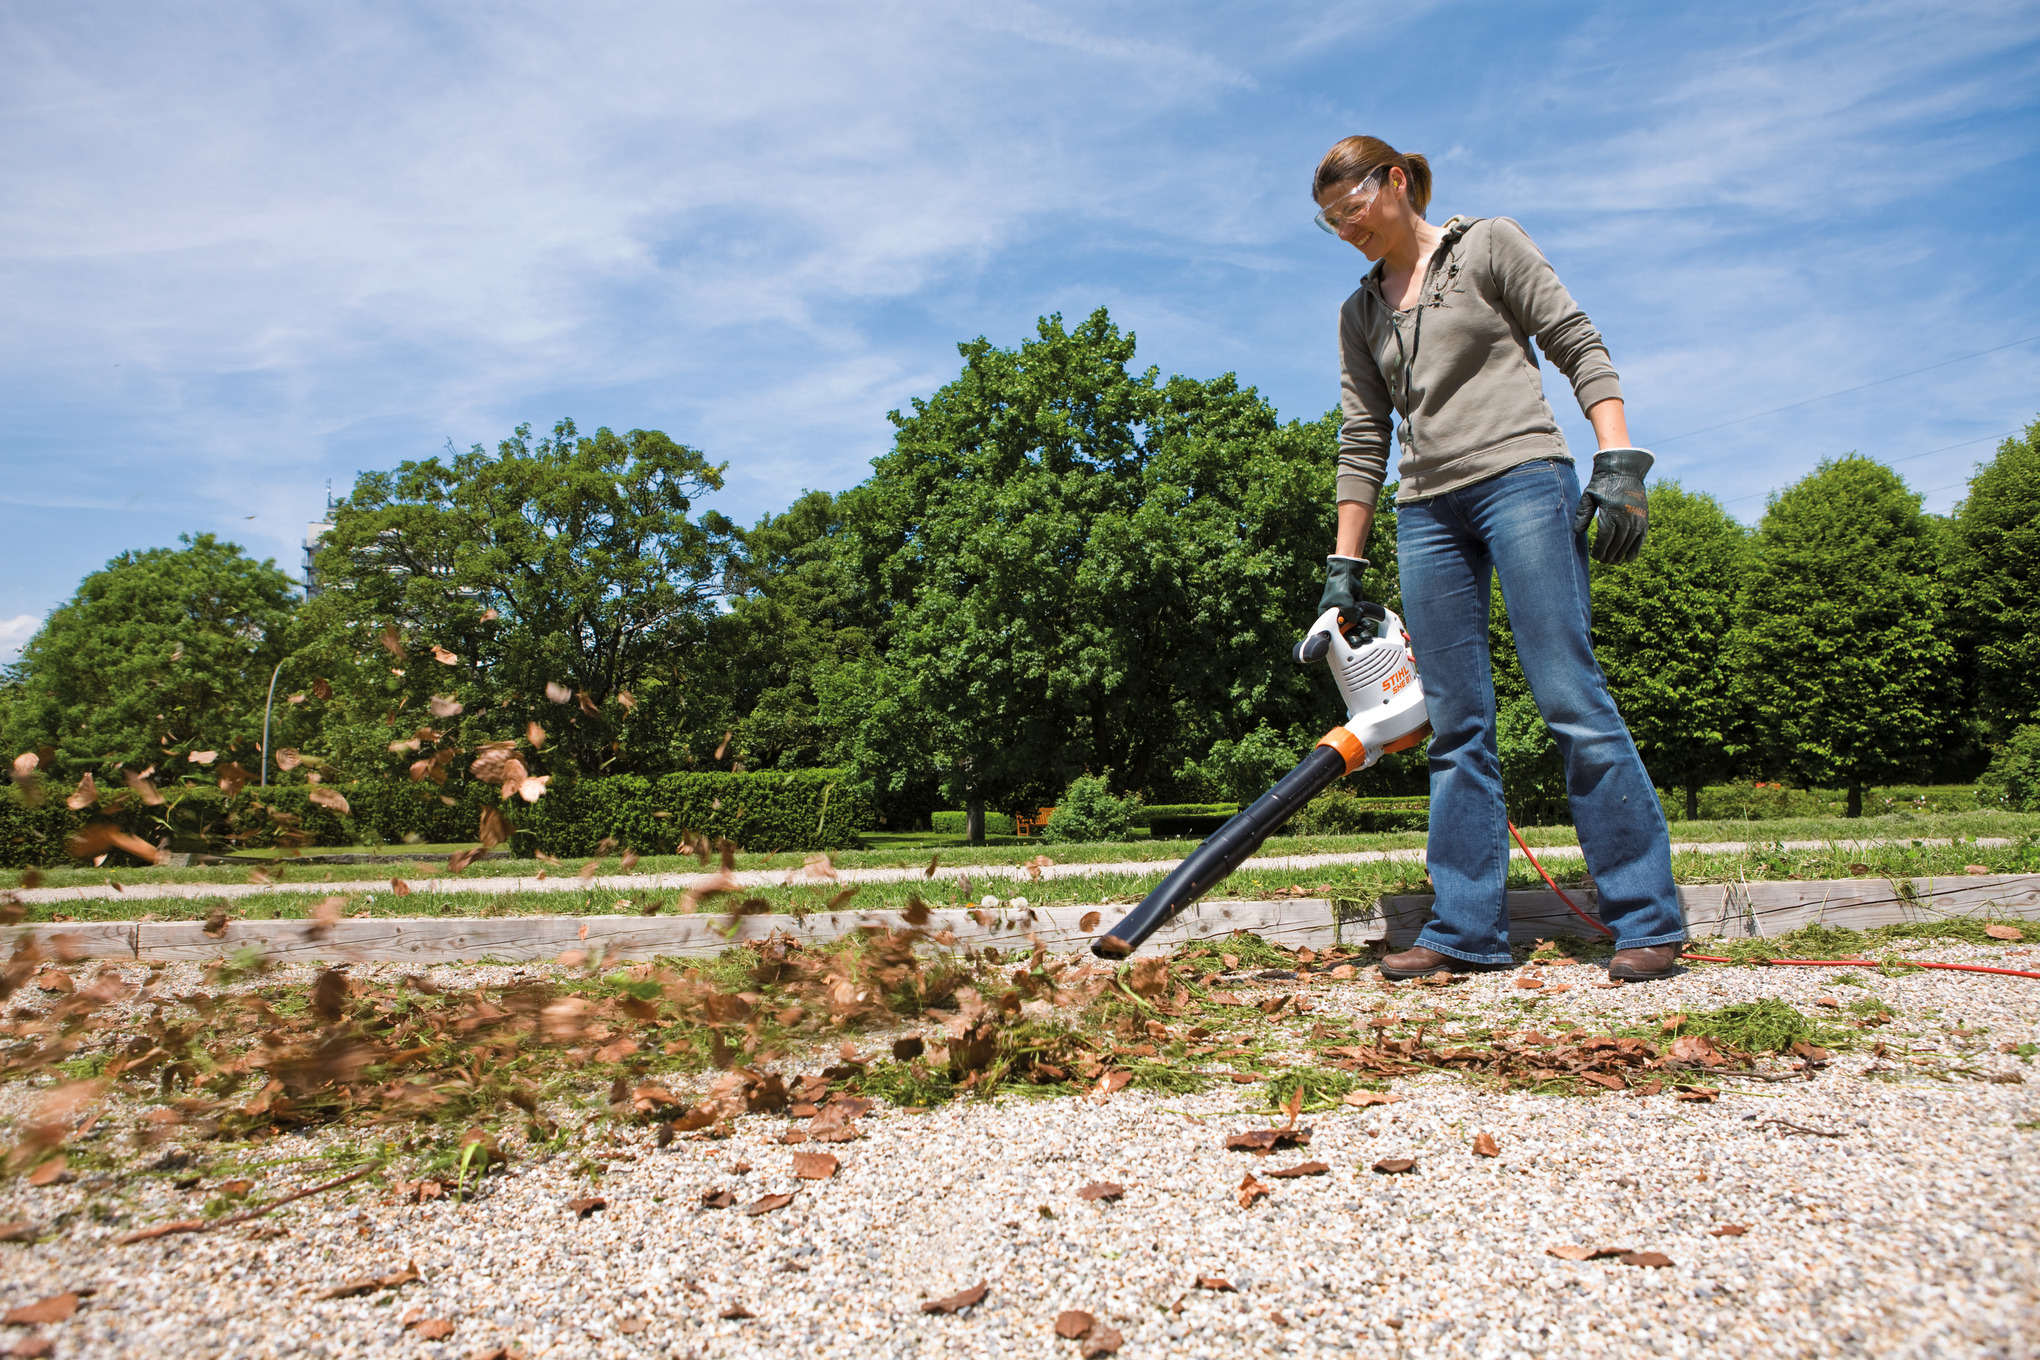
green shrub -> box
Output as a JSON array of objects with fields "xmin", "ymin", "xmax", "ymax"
[
  {"xmin": 1979, "ymin": 725, "xmax": 2040, "ymax": 813},
  {"xmin": 1287, "ymin": 788, "xmax": 1429, "ymax": 836},
  {"xmin": 0, "ymin": 767, "xmax": 870, "ymax": 867},
  {"xmin": 1654, "ymin": 782, "xmax": 1983, "ymax": 822},
  {"xmin": 1043, "ymin": 773, "xmax": 1139, "ymax": 844},
  {"xmin": 929, "ymin": 811, "xmax": 1018, "ymax": 836},
  {"xmin": 1203, "ymin": 723, "xmax": 1306, "ymax": 803},
  {"xmin": 1133, "ymin": 803, "xmax": 1238, "ymax": 838}
]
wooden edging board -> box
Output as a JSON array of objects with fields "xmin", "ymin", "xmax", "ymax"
[{"xmin": 14, "ymin": 875, "xmax": 2039, "ymax": 965}]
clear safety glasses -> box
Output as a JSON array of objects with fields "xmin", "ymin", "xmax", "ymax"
[{"xmin": 1313, "ymin": 172, "xmax": 1385, "ymax": 236}]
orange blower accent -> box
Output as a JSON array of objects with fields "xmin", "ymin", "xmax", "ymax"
[
  {"xmin": 1380, "ymin": 720, "xmax": 1433, "ymax": 755},
  {"xmin": 1315, "ymin": 727, "xmax": 1367, "ymax": 775}
]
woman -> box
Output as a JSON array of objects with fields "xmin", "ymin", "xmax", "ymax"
[{"xmin": 1311, "ymin": 135, "xmax": 1683, "ymax": 982}]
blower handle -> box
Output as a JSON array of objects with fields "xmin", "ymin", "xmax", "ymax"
[{"xmin": 1291, "ymin": 600, "xmax": 1385, "ymax": 663}]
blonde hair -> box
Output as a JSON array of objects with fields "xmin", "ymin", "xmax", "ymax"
[{"xmin": 1312, "ymin": 136, "xmax": 1432, "ymax": 216}]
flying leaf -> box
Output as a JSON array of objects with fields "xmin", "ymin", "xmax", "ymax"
[
  {"xmin": 577, "ymin": 691, "xmax": 600, "ymax": 717},
  {"xmin": 308, "ymin": 786, "xmax": 351, "ymax": 815},
  {"xmin": 202, "ymin": 907, "xmax": 229, "ymax": 937},
  {"xmin": 122, "ymin": 766, "xmax": 166, "ymax": 805},
  {"xmin": 1080, "ymin": 911, "xmax": 1102, "ymax": 931},
  {"xmin": 479, "ymin": 807, "xmax": 511, "ymax": 849},
  {"xmin": 920, "ymin": 1282, "xmax": 988, "ymax": 1315},
  {"xmin": 66, "ymin": 772, "xmax": 99, "ymax": 810},
  {"xmin": 527, "ymin": 721, "xmax": 546, "ymax": 750},
  {"xmin": 432, "ymin": 645, "xmax": 458, "ymax": 665},
  {"xmin": 64, "ymin": 823, "xmax": 164, "ymax": 865},
  {"xmin": 188, "ymin": 750, "xmax": 218, "ymax": 765},
  {"xmin": 617, "ymin": 689, "xmax": 636, "ymax": 712},
  {"xmin": 312, "ymin": 677, "xmax": 333, "ymax": 700},
  {"xmin": 217, "ymin": 762, "xmax": 254, "ymax": 797},
  {"xmin": 379, "ymin": 624, "xmax": 407, "ymax": 660},
  {"xmin": 390, "ymin": 878, "xmax": 412, "ymax": 897},
  {"xmin": 713, "ymin": 730, "xmax": 732, "ymax": 760},
  {"xmin": 1472, "ymin": 1132, "xmax": 1500, "ymax": 1157},
  {"xmin": 546, "ymin": 681, "xmax": 572, "ymax": 704},
  {"xmin": 516, "ymin": 775, "xmax": 550, "ymax": 803},
  {"xmin": 429, "ymin": 695, "xmax": 463, "ymax": 718},
  {"xmin": 274, "ymin": 748, "xmax": 303, "ymax": 772},
  {"xmin": 307, "ymin": 896, "xmax": 346, "ymax": 941},
  {"xmin": 923, "ymin": 853, "xmax": 940, "ymax": 879}
]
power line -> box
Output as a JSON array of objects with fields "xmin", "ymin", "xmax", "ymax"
[
  {"xmin": 1718, "ymin": 431, "xmax": 2013, "ymax": 507},
  {"xmin": 1654, "ymin": 333, "xmax": 2040, "ymax": 446}
]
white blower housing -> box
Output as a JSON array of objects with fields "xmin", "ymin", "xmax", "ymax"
[{"xmin": 1304, "ymin": 604, "xmax": 1432, "ymax": 773}]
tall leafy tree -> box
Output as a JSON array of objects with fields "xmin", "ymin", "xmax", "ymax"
[
  {"xmin": 832, "ymin": 309, "xmax": 1342, "ymax": 837},
  {"xmin": 1590, "ymin": 482, "xmax": 1749, "ymax": 818},
  {"xmin": 1948, "ymin": 418, "xmax": 2040, "ymax": 738},
  {"xmin": 1728, "ymin": 456, "xmax": 1955, "ymax": 816},
  {"xmin": 299, "ymin": 420, "xmax": 741, "ymax": 780},
  {"xmin": 2, "ymin": 534, "xmax": 297, "ymax": 776}
]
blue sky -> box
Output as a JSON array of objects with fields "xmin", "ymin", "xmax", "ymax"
[{"xmin": 4, "ymin": 1, "xmax": 2038, "ymax": 660}]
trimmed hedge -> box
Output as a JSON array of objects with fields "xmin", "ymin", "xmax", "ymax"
[
  {"xmin": 0, "ymin": 768, "xmax": 870, "ymax": 868},
  {"xmin": 1288, "ymin": 790, "xmax": 1430, "ymax": 836},
  {"xmin": 930, "ymin": 811, "xmax": 1018, "ymax": 837},
  {"xmin": 1655, "ymin": 783, "xmax": 1982, "ymax": 822},
  {"xmin": 1135, "ymin": 803, "xmax": 1239, "ymax": 839}
]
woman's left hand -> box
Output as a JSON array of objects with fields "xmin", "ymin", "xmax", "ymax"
[{"xmin": 1572, "ymin": 448, "xmax": 1653, "ymax": 564}]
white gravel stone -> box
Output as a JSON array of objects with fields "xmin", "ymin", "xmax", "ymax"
[{"xmin": 2, "ymin": 943, "xmax": 2036, "ymax": 1358}]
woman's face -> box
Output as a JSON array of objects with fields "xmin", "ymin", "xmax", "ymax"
[{"xmin": 1315, "ymin": 169, "xmax": 1407, "ymax": 261}]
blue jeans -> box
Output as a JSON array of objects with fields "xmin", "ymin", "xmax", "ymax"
[{"xmin": 1396, "ymin": 458, "xmax": 1684, "ymax": 963}]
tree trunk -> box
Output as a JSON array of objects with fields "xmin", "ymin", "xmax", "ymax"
[
  {"xmin": 1684, "ymin": 781, "xmax": 1700, "ymax": 822},
  {"xmin": 966, "ymin": 798, "xmax": 986, "ymax": 846},
  {"xmin": 1845, "ymin": 781, "xmax": 1862, "ymax": 818}
]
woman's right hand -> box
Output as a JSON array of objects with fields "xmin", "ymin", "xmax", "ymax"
[{"xmin": 1317, "ymin": 554, "xmax": 1373, "ymax": 627}]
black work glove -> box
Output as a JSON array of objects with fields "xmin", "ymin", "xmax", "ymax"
[
  {"xmin": 1572, "ymin": 447, "xmax": 1653, "ymax": 565},
  {"xmin": 1316, "ymin": 554, "xmax": 1372, "ymax": 626}
]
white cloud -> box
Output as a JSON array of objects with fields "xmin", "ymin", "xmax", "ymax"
[{"xmin": 0, "ymin": 614, "xmax": 40, "ymax": 665}]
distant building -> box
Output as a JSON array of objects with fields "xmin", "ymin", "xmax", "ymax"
[{"xmin": 303, "ymin": 486, "xmax": 335, "ymax": 597}]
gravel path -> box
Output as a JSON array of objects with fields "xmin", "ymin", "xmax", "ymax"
[
  {"xmin": 4, "ymin": 943, "xmax": 2036, "ymax": 1358},
  {"xmin": 16, "ymin": 836, "xmax": 2017, "ymax": 907}
]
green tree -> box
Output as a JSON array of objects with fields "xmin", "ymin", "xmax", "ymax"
[
  {"xmin": 832, "ymin": 309, "xmax": 1342, "ymax": 840},
  {"xmin": 1589, "ymin": 482, "xmax": 1749, "ymax": 818},
  {"xmin": 1727, "ymin": 456, "xmax": 1955, "ymax": 816},
  {"xmin": 2, "ymin": 534, "xmax": 297, "ymax": 777},
  {"xmin": 1949, "ymin": 418, "xmax": 2040, "ymax": 737},
  {"xmin": 299, "ymin": 419, "xmax": 741, "ymax": 781}
]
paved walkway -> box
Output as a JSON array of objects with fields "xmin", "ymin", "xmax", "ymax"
[{"xmin": 14, "ymin": 836, "xmax": 2012, "ymax": 906}]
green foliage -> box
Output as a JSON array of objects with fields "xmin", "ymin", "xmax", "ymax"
[
  {"xmin": 1658, "ymin": 782, "xmax": 1981, "ymax": 821},
  {"xmin": 1261, "ymin": 1067, "xmax": 1358, "ymax": 1110},
  {"xmin": 1949, "ymin": 420, "xmax": 2040, "ymax": 737},
  {"xmin": 1590, "ymin": 482, "xmax": 1750, "ymax": 818},
  {"xmin": 301, "ymin": 419, "xmax": 741, "ymax": 780},
  {"xmin": 930, "ymin": 810, "xmax": 1017, "ymax": 836},
  {"xmin": 1043, "ymin": 772, "xmax": 1139, "ymax": 844},
  {"xmin": 1174, "ymin": 930, "xmax": 1294, "ymax": 971},
  {"xmin": 1135, "ymin": 802, "xmax": 1239, "ymax": 838},
  {"xmin": 832, "ymin": 309, "xmax": 1345, "ymax": 816},
  {"xmin": 1203, "ymin": 721, "xmax": 1307, "ymax": 803},
  {"xmin": 1288, "ymin": 789, "xmax": 1428, "ymax": 835},
  {"xmin": 1979, "ymin": 725, "xmax": 2040, "ymax": 813},
  {"xmin": 515, "ymin": 769, "xmax": 868, "ymax": 855},
  {"xmin": 1728, "ymin": 457, "xmax": 1957, "ymax": 815},
  {"xmin": 1, "ymin": 534, "xmax": 297, "ymax": 776}
]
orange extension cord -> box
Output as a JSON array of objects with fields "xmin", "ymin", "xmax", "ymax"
[{"xmin": 1505, "ymin": 821, "xmax": 2040, "ymax": 980}]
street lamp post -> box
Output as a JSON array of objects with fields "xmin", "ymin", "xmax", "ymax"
[{"xmin": 260, "ymin": 660, "xmax": 284, "ymax": 787}]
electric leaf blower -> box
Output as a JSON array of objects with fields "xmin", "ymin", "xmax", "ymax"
[{"xmin": 1091, "ymin": 602, "xmax": 1430, "ymax": 958}]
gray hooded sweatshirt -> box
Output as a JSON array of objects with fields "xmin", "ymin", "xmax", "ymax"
[{"xmin": 1336, "ymin": 215, "xmax": 1623, "ymax": 506}]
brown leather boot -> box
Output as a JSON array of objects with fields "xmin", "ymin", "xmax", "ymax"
[
  {"xmin": 1379, "ymin": 946, "xmax": 1458, "ymax": 980},
  {"xmin": 1608, "ymin": 944, "xmax": 1682, "ymax": 981}
]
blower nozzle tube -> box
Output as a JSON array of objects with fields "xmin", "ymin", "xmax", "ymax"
[{"xmin": 1092, "ymin": 743, "xmax": 1350, "ymax": 959}]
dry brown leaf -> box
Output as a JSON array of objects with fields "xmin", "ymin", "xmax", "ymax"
[
  {"xmin": 1077, "ymin": 1181, "xmax": 1124, "ymax": 1201},
  {"xmin": 567, "ymin": 1196, "xmax": 607, "ymax": 1218},
  {"xmin": 0, "ymin": 1222, "xmax": 35, "ymax": 1244},
  {"xmin": 66, "ymin": 772, "xmax": 99, "ymax": 810},
  {"xmin": 1236, "ymin": 1172, "xmax": 1270, "ymax": 1208},
  {"xmin": 714, "ymin": 729, "xmax": 732, "ymax": 760},
  {"xmin": 1966, "ymin": 864, "xmax": 1992, "ymax": 876},
  {"xmin": 307, "ymin": 896, "xmax": 345, "ymax": 939},
  {"xmin": 408, "ymin": 1319, "xmax": 455, "ymax": 1340},
  {"xmin": 1080, "ymin": 1329, "xmax": 1124, "ymax": 1358},
  {"xmin": 743, "ymin": 1192, "xmax": 795, "ymax": 1216},
  {"xmin": 1708, "ymin": 1223, "xmax": 1749, "ymax": 1237},
  {"xmin": 1620, "ymin": 1251, "xmax": 1673, "ymax": 1268},
  {"xmin": 1545, "ymin": 1244, "xmax": 1595, "ymax": 1261},
  {"xmin": 1054, "ymin": 1309, "xmax": 1095, "ymax": 1339},
  {"xmin": 311, "ymin": 677, "xmax": 333, "ymax": 699},
  {"xmin": 25, "ymin": 1157, "xmax": 67, "ymax": 1187},
  {"xmin": 1196, "ymin": 1275, "xmax": 1235, "ymax": 1291},
  {"xmin": 1673, "ymin": 1086, "xmax": 1720, "ymax": 1103},
  {"xmin": 615, "ymin": 1317, "xmax": 646, "ymax": 1334},
  {"xmin": 1, "ymin": 1293, "xmax": 76, "ymax": 1325},
  {"xmin": 1472, "ymin": 1132, "xmax": 1500, "ymax": 1157},
  {"xmin": 719, "ymin": 1304, "xmax": 755, "ymax": 1320},
  {"xmin": 1079, "ymin": 910, "xmax": 1102, "ymax": 931},
  {"xmin": 380, "ymin": 623, "xmax": 407, "ymax": 660},
  {"xmin": 1342, "ymin": 1090, "xmax": 1401, "ymax": 1108},
  {"xmin": 390, "ymin": 877, "xmax": 412, "ymax": 897},
  {"xmin": 316, "ymin": 1261, "xmax": 419, "ymax": 1300},
  {"xmin": 920, "ymin": 1281, "xmax": 988, "ymax": 1315},
  {"xmin": 202, "ymin": 907, "xmax": 229, "ymax": 937},
  {"xmin": 478, "ymin": 806, "xmax": 511, "ymax": 849},
  {"xmin": 1371, "ymin": 1158, "xmax": 1416, "ymax": 1174},
  {"xmin": 307, "ymin": 785, "xmax": 351, "ymax": 815},
  {"xmin": 431, "ymin": 645, "xmax": 458, "ymax": 666},
  {"xmin": 273, "ymin": 747, "xmax": 302, "ymax": 772},
  {"xmin": 217, "ymin": 761, "xmax": 253, "ymax": 797},
  {"xmin": 923, "ymin": 852, "xmax": 940, "ymax": 879},
  {"xmin": 429, "ymin": 694, "xmax": 463, "ymax": 717},
  {"xmin": 791, "ymin": 1152, "xmax": 839, "ymax": 1180},
  {"xmin": 188, "ymin": 750, "xmax": 217, "ymax": 765},
  {"xmin": 1984, "ymin": 924, "xmax": 2022, "ymax": 940},
  {"xmin": 1265, "ymin": 1162, "xmax": 1329, "ymax": 1179},
  {"xmin": 64, "ymin": 822, "xmax": 163, "ymax": 865},
  {"xmin": 1814, "ymin": 996, "xmax": 1841, "ymax": 1009}
]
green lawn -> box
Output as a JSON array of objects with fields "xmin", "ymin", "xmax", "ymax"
[
  {"xmin": 10, "ymin": 808, "xmax": 2036, "ymax": 895},
  {"xmin": 16, "ymin": 827, "xmax": 2039, "ymax": 924}
]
